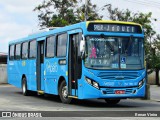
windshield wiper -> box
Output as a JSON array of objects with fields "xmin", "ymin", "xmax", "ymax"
[
  {"xmin": 106, "ymin": 42, "xmax": 114, "ymax": 52},
  {"xmin": 100, "ymin": 34, "xmax": 114, "ymax": 52},
  {"xmin": 125, "ymin": 35, "xmax": 133, "ymax": 54}
]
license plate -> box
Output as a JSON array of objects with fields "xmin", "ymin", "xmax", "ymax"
[{"xmin": 115, "ymin": 90, "xmax": 125, "ymax": 94}]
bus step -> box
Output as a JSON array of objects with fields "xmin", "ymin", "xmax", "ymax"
[
  {"xmin": 37, "ymin": 90, "xmax": 44, "ymax": 95},
  {"xmin": 68, "ymin": 96, "xmax": 78, "ymax": 99}
]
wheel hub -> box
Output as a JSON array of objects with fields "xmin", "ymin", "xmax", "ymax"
[
  {"xmin": 22, "ymin": 83, "xmax": 26, "ymax": 93},
  {"xmin": 62, "ymin": 86, "xmax": 68, "ymax": 98}
]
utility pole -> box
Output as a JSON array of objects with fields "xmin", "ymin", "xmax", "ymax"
[
  {"xmin": 145, "ymin": 59, "xmax": 150, "ymax": 100},
  {"xmin": 85, "ymin": 0, "xmax": 88, "ymax": 21}
]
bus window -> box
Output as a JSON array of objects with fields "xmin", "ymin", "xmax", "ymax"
[
  {"xmin": 22, "ymin": 42, "xmax": 28, "ymax": 59},
  {"xmin": 15, "ymin": 44, "xmax": 21, "ymax": 60},
  {"xmin": 46, "ymin": 36, "xmax": 55, "ymax": 58},
  {"xmin": 40, "ymin": 42, "xmax": 44, "ymax": 63},
  {"xmin": 9, "ymin": 45, "xmax": 15, "ymax": 60},
  {"xmin": 29, "ymin": 40, "xmax": 36, "ymax": 59},
  {"xmin": 57, "ymin": 33, "xmax": 67, "ymax": 57}
]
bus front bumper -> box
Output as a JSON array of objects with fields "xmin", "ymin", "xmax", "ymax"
[{"xmin": 79, "ymin": 82, "xmax": 145, "ymax": 99}]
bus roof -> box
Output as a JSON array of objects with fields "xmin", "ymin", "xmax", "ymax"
[
  {"xmin": 86, "ymin": 20, "xmax": 142, "ymax": 28},
  {"xmin": 9, "ymin": 20, "xmax": 142, "ymax": 45}
]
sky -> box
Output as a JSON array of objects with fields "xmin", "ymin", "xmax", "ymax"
[{"xmin": 0, "ymin": 0, "xmax": 160, "ymax": 53}]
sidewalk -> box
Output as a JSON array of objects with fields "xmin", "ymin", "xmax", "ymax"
[{"xmin": 150, "ymin": 85, "xmax": 160, "ymax": 101}]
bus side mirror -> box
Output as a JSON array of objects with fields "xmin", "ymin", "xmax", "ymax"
[
  {"xmin": 80, "ymin": 40, "xmax": 85, "ymax": 59},
  {"xmin": 80, "ymin": 40, "xmax": 85, "ymax": 53}
]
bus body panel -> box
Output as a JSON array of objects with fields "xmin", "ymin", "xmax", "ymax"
[
  {"xmin": 80, "ymin": 82, "xmax": 145, "ymax": 99},
  {"xmin": 44, "ymin": 58, "xmax": 68, "ymax": 95},
  {"xmin": 44, "ymin": 58, "xmax": 57, "ymax": 94},
  {"xmin": 28, "ymin": 60, "xmax": 37, "ymax": 91},
  {"xmin": 8, "ymin": 60, "xmax": 22, "ymax": 88},
  {"xmin": 77, "ymin": 64, "xmax": 146, "ymax": 99}
]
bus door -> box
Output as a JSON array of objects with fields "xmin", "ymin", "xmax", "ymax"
[
  {"xmin": 68, "ymin": 33, "xmax": 82, "ymax": 97},
  {"xmin": 36, "ymin": 38, "xmax": 45, "ymax": 93}
]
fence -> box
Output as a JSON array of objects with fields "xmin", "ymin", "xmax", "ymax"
[{"xmin": 0, "ymin": 64, "xmax": 7, "ymax": 84}]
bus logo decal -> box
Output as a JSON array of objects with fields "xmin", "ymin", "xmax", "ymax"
[
  {"xmin": 22, "ymin": 61, "xmax": 26, "ymax": 66},
  {"xmin": 45, "ymin": 61, "xmax": 58, "ymax": 73}
]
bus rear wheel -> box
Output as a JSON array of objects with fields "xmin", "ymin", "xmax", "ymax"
[
  {"xmin": 104, "ymin": 99, "xmax": 120, "ymax": 105},
  {"xmin": 22, "ymin": 78, "xmax": 30, "ymax": 96},
  {"xmin": 59, "ymin": 80, "xmax": 72, "ymax": 104}
]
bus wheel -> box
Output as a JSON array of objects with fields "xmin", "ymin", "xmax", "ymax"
[
  {"xmin": 22, "ymin": 78, "xmax": 30, "ymax": 96},
  {"xmin": 59, "ymin": 80, "xmax": 72, "ymax": 104},
  {"xmin": 104, "ymin": 99, "xmax": 120, "ymax": 105}
]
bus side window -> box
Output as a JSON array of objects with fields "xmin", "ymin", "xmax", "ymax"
[
  {"xmin": 22, "ymin": 42, "xmax": 28, "ymax": 59},
  {"xmin": 15, "ymin": 44, "xmax": 21, "ymax": 60},
  {"xmin": 9, "ymin": 45, "xmax": 15, "ymax": 60},
  {"xmin": 46, "ymin": 36, "xmax": 55, "ymax": 58},
  {"xmin": 29, "ymin": 40, "xmax": 36, "ymax": 59},
  {"xmin": 57, "ymin": 33, "xmax": 67, "ymax": 57}
]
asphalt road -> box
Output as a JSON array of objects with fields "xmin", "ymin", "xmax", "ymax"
[{"xmin": 0, "ymin": 84, "xmax": 160, "ymax": 119}]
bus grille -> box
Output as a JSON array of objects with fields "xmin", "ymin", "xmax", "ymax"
[{"xmin": 97, "ymin": 72, "xmax": 139, "ymax": 80}]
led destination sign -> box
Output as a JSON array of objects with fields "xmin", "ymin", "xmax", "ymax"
[{"xmin": 87, "ymin": 23, "xmax": 142, "ymax": 33}]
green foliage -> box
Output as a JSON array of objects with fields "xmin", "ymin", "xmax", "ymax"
[
  {"xmin": 34, "ymin": 0, "xmax": 78, "ymax": 27},
  {"xmin": 152, "ymin": 34, "xmax": 160, "ymax": 68},
  {"xmin": 76, "ymin": 1, "xmax": 102, "ymax": 21},
  {"xmin": 34, "ymin": 0, "xmax": 101, "ymax": 27}
]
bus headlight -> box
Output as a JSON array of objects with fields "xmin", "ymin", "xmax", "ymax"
[
  {"xmin": 85, "ymin": 77, "xmax": 99, "ymax": 89},
  {"xmin": 138, "ymin": 78, "xmax": 145, "ymax": 88},
  {"xmin": 93, "ymin": 81, "xmax": 99, "ymax": 89},
  {"xmin": 85, "ymin": 77, "xmax": 92, "ymax": 85}
]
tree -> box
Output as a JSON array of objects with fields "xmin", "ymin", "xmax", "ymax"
[
  {"xmin": 151, "ymin": 35, "xmax": 160, "ymax": 85},
  {"xmin": 107, "ymin": 6, "xmax": 160, "ymax": 85},
  {"xmin": 34, "ymin": 0, "xmax": 78, "ymax": 27},
  {"xmin": 34, "ymin": 0, "xmax": 102, "ymax": 28},
  {"xmin": 76, "ymin": 0, "xmax": 102, "ymax": 21}
]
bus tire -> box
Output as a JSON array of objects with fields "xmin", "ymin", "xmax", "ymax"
[
  {"xmin": 22, "ymin": 78, "xmax": 30, "ymax": 96},
  {"xmin": 59, "ymin": 80, "xmax": 72, "ymax": 104},
  {"xmin": 104, "ymin": 99, "xmax": 120, "ymax": 105}
]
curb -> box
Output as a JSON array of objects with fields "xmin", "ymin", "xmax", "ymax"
[
  {"xmin": 150, "ymin": 85, "xmax": 160, "ymax": 87},
  {"xmin": 150, "ymin": 99, "xmax": 160, "ymax": 102},
  {"xmin": 0, "ymin": 83, "xmax": 8, "ymax": 85}
]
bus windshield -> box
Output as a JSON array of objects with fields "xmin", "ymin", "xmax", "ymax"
[{"xmin": 85, "ymin": 36, "xmax": 144, "ymax": 70}]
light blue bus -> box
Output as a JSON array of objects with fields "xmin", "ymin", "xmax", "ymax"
[{"xmin": 8, "ymin": 20, "xmax": 146, "ymax": 104}]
